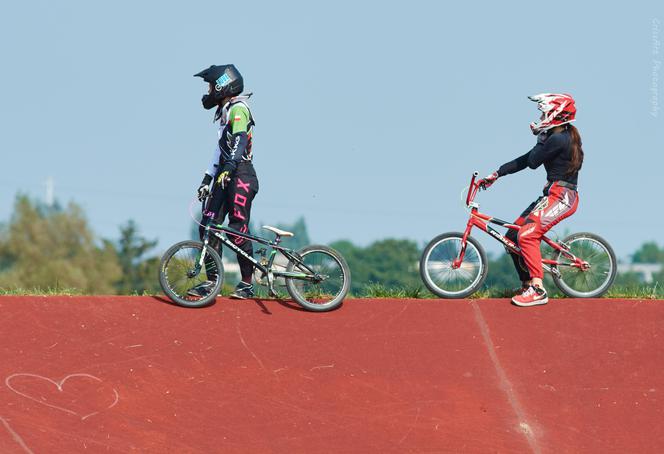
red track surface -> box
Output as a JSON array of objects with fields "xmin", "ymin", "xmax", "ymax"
[{"xmin": 0, "ymin": 296, "xmax": 662, "ymax": 453}]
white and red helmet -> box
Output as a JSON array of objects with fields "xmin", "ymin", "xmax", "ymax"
[{"xmin": 528, "ymin": 93, "xmax": 576, "ymax": 134}]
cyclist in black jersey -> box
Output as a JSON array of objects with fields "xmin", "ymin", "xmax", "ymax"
[
  {"xmin": 189, "ymin": 64, "xmax": 259, "ymax": 300},
  {"xmin": 477, "ymin": 93, "xmax": 584, "ymax": 307}
]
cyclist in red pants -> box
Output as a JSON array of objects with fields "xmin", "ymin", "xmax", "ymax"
[{"xmin": 477, "ymin": 93, "xmax": 583, "ymax": 307}]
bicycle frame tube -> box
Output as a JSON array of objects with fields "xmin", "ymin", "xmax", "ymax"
[
  {"xmin": 277, "ymin": 249, "xmax": 323, "ymax": 280},
  {"xmin": 212, "ymin": 224, "xmax": 276, "ymax": 247},
  {"xmin": 258, "ymin": 246, "xmax": 312, "ymax": 280}
]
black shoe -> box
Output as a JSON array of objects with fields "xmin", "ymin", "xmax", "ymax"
[
  {"xmin": 230, "ymin": 282, "xmax": 255, "ymax": 299},
  {"xmin": 187, "ymin": 280, "xmax": 215, "ymax": 298}
]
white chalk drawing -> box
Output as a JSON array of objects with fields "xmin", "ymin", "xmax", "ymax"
[
  {"xmin": 5, "ymin": 373, "xmax": 120, "ymax": 421},
  {"xmin": 0, "ymin": 415, "xmax": 34, "ymax": 454}
]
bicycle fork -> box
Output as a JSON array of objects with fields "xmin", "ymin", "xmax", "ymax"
[
  {"xmin": 189, "ymin": 227, "xmax": 212, "ymax": 279},
  {"xmin": 452, "ymin": 219, "xmax": 476, "ymax": 269}
]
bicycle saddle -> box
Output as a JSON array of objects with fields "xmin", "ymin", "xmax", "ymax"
[{"xmin": 262, "ymin": 225, "xmax": 294, "ymax": 237}]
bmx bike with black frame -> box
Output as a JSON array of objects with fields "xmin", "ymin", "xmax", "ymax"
[
  {"xmin": 158, "ymin": 200, "xmax": 351, "ymax": 312},
  {"xmin": 420, "ymin": 172, "xmax": 617, "ymax": 299}
]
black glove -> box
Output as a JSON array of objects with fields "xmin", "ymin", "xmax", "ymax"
[{"xmin": 197, "ymin": 174, "xmax": 213, "ymax": 201}]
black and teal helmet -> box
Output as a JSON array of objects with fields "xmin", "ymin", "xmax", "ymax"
[{"xmin": 194, "ymin": 64, "xmax": 244, "ymax": 109}]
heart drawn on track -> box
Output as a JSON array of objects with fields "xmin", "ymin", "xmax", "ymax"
[{"xmin": 5, "ymin": 373, "xmax": 120, "ymax": 420}]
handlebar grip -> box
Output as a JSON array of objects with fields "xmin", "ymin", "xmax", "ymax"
[{"xmin": 473, "ymin": 171, "xmax": 479, "ymax": 177}]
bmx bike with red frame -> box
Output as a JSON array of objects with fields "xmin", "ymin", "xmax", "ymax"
[{"xmin": 420, "ymin": 172, "xmax": 617, "ymax": 299}]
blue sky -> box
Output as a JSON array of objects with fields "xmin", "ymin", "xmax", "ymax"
[{"xmin": 1, "ymin": 0, "xmax": 662, "ymax": 259}]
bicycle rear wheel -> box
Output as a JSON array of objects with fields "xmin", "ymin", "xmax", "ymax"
[
  {"xmin": 552, "ymin": 232, "xmax": 616, "ymax": 298},
  {"xmin": 420, "ymin": 232, "xmax": 487, "ymax": 298},
  {"xmin": 159, "ymin": 241, "xmax": 224, "ymax": 307},
  {"xmin": 285, "ymin": 245, "xmax": 351, "ymax": 312}
]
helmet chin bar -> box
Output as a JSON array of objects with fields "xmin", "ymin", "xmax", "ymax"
[
  {"xmin": 530, "ymin": 119, "xmax": 575, "ymax": 135},
  {"xmin": 201, "ymin": 94, "xmax": 218, "ymax": 110}
]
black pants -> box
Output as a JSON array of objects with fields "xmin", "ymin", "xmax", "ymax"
[{"xmin": 200, "ymin": 162, "xmax": 259, "ymax": 282}]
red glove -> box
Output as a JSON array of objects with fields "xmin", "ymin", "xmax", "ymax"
[{"xmin": 477, "ymin": 171, "xmax": 499, "ymax": 190}]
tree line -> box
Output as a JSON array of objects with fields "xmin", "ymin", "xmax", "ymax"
[
  {"xmin": 0, "ymin": 195, "xmax": 661, "ymax": 295},
  {"xmin": 0, "ymin": 196, "xmax": 159, "ymax": 294}
]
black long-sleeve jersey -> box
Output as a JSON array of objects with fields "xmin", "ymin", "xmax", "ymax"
[
  {"xmin": 497, "ymin": 130, "xmax": 579, "ymax": 185},
  {"xmin": 205, "ymin": 97, "xmax": 255, "ymax": 178}
]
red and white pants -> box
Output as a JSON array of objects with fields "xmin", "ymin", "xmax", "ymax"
[{"xmin": 507, "ymin": 182, "xmax": 579, "ymax": 280}]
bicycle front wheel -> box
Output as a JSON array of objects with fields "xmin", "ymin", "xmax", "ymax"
[
  {"xmin": 159, "ymin": 241, "xmax": 224, "ymax": 308},
  {"xmin": 552, "ymin": 232, "xmax": 616, "ymax": 298},
  {"xmin": 285, "ymin": 245, "xmax": 351, "ymax": 312},
  {"xmin": 420, "ymin": 232, "xmax": 487, "ymax": 298}
]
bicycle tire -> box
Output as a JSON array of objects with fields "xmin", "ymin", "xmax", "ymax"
[
  {"xmin": 551, "ymin": 232, "xmax": 616, "ymax": 298},
  {"xmin": 159, "ymin": 240, "xmax": 224, "ymax": 308},
  {"xmin": 420, "ymin": 232, "xmax": 488, "ymax": 298},
  {"xmin": 285, "ymin": 245, "xmax": 351, "ymax": 312}
]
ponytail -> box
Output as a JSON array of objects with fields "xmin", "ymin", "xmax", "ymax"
[{"xmin": 567, "ymin": 124, "xmax": 584, "ymax": 175}]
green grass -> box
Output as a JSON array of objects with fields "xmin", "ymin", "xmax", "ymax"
[
  {"xmin": 361, "ymin": 282, "xmax": 429, "ymax": 299},
  {"xmin": 605, "ymin": 284, "xmax": 662, "ymax": 299},
  {"xmin": 359, "ymin": 282, "xmax": 664, "ymax": 300},
  {"xmin": 0, "ymin": 286, "xmax": 85, "ymax": 296},
  {"xmin": 1, "ymin": 284, "xmax": 662, "ymax": 300},
  {"xmin": 468, "ymin": 288, "xmax": 514, "ymax": 299}
]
